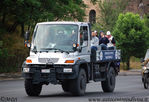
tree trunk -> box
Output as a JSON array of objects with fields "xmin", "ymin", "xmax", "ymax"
[
  {"xmin": 2, "ymin": 12, "xmax": 6, "ymax": 25},
  {"xmin": 8, "ymin": 22, "xmax": 18, "ymax": 33},
  {"xmin": 126, "ymin": 57, "xmax": 130, "ymax": 70},
  {"xmin": 27, "ymin": 25, "xmax": 31, "ymax": 31},
  {"xmin": 21, "ymin": 23, "xmax": 24, "ymax": 37}
]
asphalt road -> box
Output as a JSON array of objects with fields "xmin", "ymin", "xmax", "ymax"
[{"xmin": 0, "ymin": 76, "xmax": 149, "ymax": 102}]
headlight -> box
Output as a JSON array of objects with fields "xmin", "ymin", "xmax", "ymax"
[
  {"xmin": 143, "ymin": 66, "xmax": 147, "ymax": 69},
  {"xmin": 23, "ymin": 68, "xmax": 30, "ymax": 72},
  {"xmin": 143, "ymin": 66, "xmax": 149, "ymax": 70}
]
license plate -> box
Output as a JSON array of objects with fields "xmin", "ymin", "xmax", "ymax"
[{"xmin": 41, "ymin": 69, "xmax": 50, "ymax": 73}]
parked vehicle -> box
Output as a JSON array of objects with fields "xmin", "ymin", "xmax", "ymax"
[
  {"xmin": 22, "ymin": 22, "xmax": 121, "ymax": 96},
  {"xmin": 141, "ymin": 49, "xmax": 149, "ymax": 89}
]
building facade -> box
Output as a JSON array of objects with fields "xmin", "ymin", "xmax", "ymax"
[
  {"xmin": 126, "ymin": 0, "xmax": 149, "ymax": 18},
  {"xmin": 83, "ymin": 0, "xmax": 149, "ymax": 24},
  {"xmin": 83, "ymin": 0, "xmax": 101, "ymax": 24}
]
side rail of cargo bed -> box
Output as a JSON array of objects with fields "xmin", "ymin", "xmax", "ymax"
[{"xmin": 96, "ymin": 50, "xmax": 121, "ymax": 62}]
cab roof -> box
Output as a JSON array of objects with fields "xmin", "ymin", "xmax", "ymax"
[{"xmin": 37, "ymin": 21, "xmax": 89, "ymax": 26}]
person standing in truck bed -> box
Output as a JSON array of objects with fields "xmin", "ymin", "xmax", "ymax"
[
  {"xmin": 99, "ymin": 31, "xmax": 109, "ymax": 50},
  {"xmin": 91, "ymin": 31, "xmax": 99, "ymax": 51},
  {"xmin": 106, "ymin": 31, "xmax": 116, "ymax": 50}
]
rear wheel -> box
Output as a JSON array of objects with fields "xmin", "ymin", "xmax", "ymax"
[
  {"xmin": 144, "ymin": 74, "xmax": 149, "ymax": 89},
  {"xmin": 70, "ymin": 68, "xmax": 87, "ymax": 96},
  {"xmin": 142, "ymin": 77, "xmax": 144, "ymax": 83},
  {"xmin": 101, "ymin": 67, "xmax": 116, "ymax": 92},
  {"xmin": 25, "ymin": 79, "xmax": 42, "ymax": 96}
]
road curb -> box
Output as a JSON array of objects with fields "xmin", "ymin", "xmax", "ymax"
[
  {"xmin": 0, "ymin": 77, "xmax": 24, "ymax": 82},
  {"xmin": 119, "ymin": 73, "xmax": 141, "ymax": 76},
  {"xmin": 119, "ymin": 69, "xmax": 141, "ymax": 76},
  {"xmin": 0, "ymin": 73, "xmax": 22, "ymax": 81}
]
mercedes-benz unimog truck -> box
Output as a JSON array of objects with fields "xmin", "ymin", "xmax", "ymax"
[{"xmin": 22, "ymin": 22, "xmax": 121, "ymax": 96}]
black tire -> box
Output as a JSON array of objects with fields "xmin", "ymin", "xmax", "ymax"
[
  {"xmin": 144, "ymin": 74, "xmax": 149, "ymax": 89},
  {"xmin": 61, "ymin": 80, "xmax": 70, "ymax": 92},
  {"xmin": 142, "ymin": 77, "xmax": 144, "ymax": 83},
  {"xmin": 25, "ymin": 79, "xmax": 42, "ymax": 96},
  {"xmin": 101, "ymin": 67, "xmax": 116, "ymax": 92},
  {"xmin": 70, "ymin": 68, "xmax": 87, "ymax": 96}
]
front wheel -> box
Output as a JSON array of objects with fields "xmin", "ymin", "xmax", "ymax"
[
  {"xmin": 69, "ymin": 68, "xmax": 87, "ymax": 96},
  {"xmin": 61, "ymin": 80, "xmax": 70, "ymax": 92},
  {"xmin": 101, "ymin": 67, "xmax": 116, "ymax": 92},
  {"xmin": 25, "ymin": 79, "xmax": 42, "ymax": 96},
  {"xmin": 144, "ymin": 74, "xmax": 149, "ymax": 89}
]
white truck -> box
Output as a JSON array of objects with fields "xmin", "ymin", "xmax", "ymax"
[{"xmin": 22, "ymin": 22, "xmax": 121, "ymax": 96}]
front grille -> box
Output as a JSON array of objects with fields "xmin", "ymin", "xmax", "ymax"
[{"xmin": 38, "ymin": 58, "xmax": 59, "ymax": 63}]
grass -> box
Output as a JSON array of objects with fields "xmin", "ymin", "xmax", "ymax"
[
  {"xmin": 120, "ymin": 56, "xmax": 142, "ymax": 70},
  {"xmin": 130, "ymin": 61, "xmax": 141, "ymax": 69}
]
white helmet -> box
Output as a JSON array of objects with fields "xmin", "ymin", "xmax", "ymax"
[
  {"xmin": 94, "ymin": 30, "xmax": 97, "ymax": 33},
  {"xmin": 106, "ymin": 31, "xmax": 111, "ymax": 35}
]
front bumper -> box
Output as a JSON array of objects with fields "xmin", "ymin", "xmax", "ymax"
[{"xmin": 22, "ymin": 64, "xmax": 79, "ymax": 84}]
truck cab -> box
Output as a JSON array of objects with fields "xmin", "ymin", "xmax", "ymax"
[{"xmin": 22, "ymin": 22, "xmax": 121, "ymax": 96}]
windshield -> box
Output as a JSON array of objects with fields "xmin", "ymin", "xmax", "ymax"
[{"xmin": 33, "ymin": 24, "xmax": 78, "ymax": 52}]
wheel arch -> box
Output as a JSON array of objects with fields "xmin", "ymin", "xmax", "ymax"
[
  {"xmin": 75, "ymin": 60, "xmax": 90, "ymax": 82},
  {"xmin": 107, "ymin": 61, "xmax": 118, "ymax": 75}
]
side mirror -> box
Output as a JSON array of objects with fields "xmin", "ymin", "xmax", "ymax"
[
  {"xmin": 24, "ymin": 31, "xmax": 30, "ymax": 41},
  {"xmin": 140, "ymin": 58, "xmax": 144, "ymax": 63},
  {"xmin": 83, "ymin": 31, "xmax": 88, "ymax": 41},
  {"xmin": 24, "ymin": 31, "xmax": 31, "ymax": 48},
  {"xmin": 24, "ymin": 40, "xmax": 31, "ymax": 48},
  {"xmin": 73, "ymin": 43, "xmax": 82, "ymax": 52}
]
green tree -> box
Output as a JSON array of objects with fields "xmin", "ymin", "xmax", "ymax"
[
  {"xmin": 92, "ymin": 0, "xmax": 129, "ymax": 32},
  {"xmin": 0, "ymin": 0, "xmax": 96, "ymax": 73},
  {"xmin": 113, "ymin": 12, "xmax": 149, "ymax": 70},
  {"xmin": 144, "ymin": 14, "xmax": 149, "ymax": 29},
  {"xmin": 0, "ymin": 0, "xmax": 87, "ymax": 37}
]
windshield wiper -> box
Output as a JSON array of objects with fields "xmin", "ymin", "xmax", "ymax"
[{"xmin": 40, "ymin": 48, "xmax": 69, "ymax": 54}]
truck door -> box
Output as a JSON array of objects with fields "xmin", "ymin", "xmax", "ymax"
[{"xmin": 79, "ymin": 26, "xmax": 91, "ymax": 62}]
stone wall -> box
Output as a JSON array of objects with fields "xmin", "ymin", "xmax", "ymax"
[
  {"xmin": 126, "ymin": 0, "xmax": 149, "ymax": 15},
  {"xmin": 83, "ymin": 0, "xmax": 100, "ymax": 22},
  {"xmin": 143, "ymin": 0, "xmax": 149, "ymax": 14},
  {"xmin": 83, "ymin": 0, "xmax": 149, "ymax": 23},
  {"xmin": 126, "ymin": 0, "xmax": 140, "ymax": 13}
]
